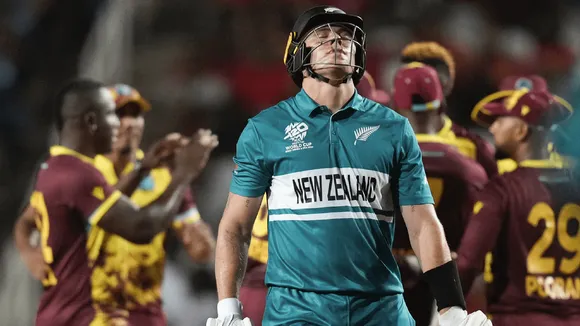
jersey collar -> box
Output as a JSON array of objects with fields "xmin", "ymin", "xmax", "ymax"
[
  {"xmin": 295, "ymin": 88, "xmax": 366, "ymax": 117},
  {"xmin": 437, "ymin": 116, "xmax": 454, "ymax": 138},
  {"xmin": 415, "ymin": 116, "xmax": 457, "ymax": 144},
  {"xmin": 50, "ymin": 145, "xmax": 94, "ymax": 165},
  {"xmin": 519, "ymin": 159, "xmax": 564, "ymax": 169}
]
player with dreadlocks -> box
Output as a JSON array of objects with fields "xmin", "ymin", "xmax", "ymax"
[{"xmin": 401, "ymin": 42, "xmax": 497, "ymax": 178}]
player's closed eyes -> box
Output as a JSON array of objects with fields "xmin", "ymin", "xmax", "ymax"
[{"xmin": 314, "ymin": 28, "xmax": 352, "ymax": 43}]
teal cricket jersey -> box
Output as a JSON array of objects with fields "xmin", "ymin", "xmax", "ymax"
[{"xmin": 230, "ymin": 89, "xmax": 433, "ymax": 295}]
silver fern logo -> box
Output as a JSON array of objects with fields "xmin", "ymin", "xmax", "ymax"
[{"xmin": 354, "ymin": 125, "xmax": 380, "ymax": 145}]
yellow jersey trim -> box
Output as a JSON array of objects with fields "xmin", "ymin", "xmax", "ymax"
[
  {"xmin": 497, "ymin": 158, "xmax": 518, "ymax": 175},
  {"xmin": 438, "ymin": 116, "xmax": 453, "ymax": 138},
  {"xmin": 172, "ymin": 208, "xmax": 201, "ymax": 229},
  {"xmin": 88, "ymin": 190, "xmax": 122, "ymax": 225},
  {"xmin": 50, "ymin": 145, "xmax": 95, "ymax": 165},
  {"xmin": 519, "ymin": 159, "xmax": 564, "ymax": 169},
  {"xmin": 415, "ymin": 117, "xmax": 477, "ymax": 160}
]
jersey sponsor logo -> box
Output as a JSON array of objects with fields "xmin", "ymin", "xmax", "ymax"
[
  {"xmin": 284, "ymin": 122, "xmax": 313, "ymax": 153},
  {"xmin": 353, "ymin": 125, "xmax": 380, "ymax": 145}
]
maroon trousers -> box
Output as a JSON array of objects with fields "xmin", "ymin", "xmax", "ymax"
[{"xmin": 239, "ymin": 286, "xmax": 268, "ymax": 326}]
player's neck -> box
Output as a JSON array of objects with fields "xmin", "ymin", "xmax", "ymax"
[
  {"xmin": 406, "ymin": 112, "xmax": 444, "ymax": 135},
  {"xmin": 302, "ymin": 77, "xmax": 355, "ymax": 113},
  {"xmin": 514, "ymin": 142, "xmax": 551, "ymax": 162},
  {"xmin": 59, "ymin": 137, "xmax": 97, "ymax": 159}
]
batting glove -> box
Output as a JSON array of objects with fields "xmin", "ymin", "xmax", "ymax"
[
  {"xmin": 439, "ymin": 306, "xmax": 492, "ymax": 326},
  {"xmin": 206, "ymin": 298, "xmax": 253, "ymax": 326}
]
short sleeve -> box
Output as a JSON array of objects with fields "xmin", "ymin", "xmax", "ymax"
[
  {"xmin": 457, "ymin": 178, "xmax": 508, "ymax": 291},
  {"xmin": 458, "ymin": 179, "xmax": 508, "ymax": 267},
  {"xmin": 172, "ymin": 187, "xmax": 201, "ymax": 229},
  {"xmin": 230, "ymin": 120, "xmax": 271, "ymax": 198},
  {"xmin": 475, "ymin": 137, "xmax": 498, "ymax": 177},
  {"xmin": 74, "ymin": 168, "xmax": 122, "ymax": 226},
  {"xmin": 395, "ymin": 119, "xmax": 434, "ymax": 206}
]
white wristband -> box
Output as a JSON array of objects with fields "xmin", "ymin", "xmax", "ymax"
[{"xmin": 217, "ymin": 298, "xmax": 243, "ymax": 319}]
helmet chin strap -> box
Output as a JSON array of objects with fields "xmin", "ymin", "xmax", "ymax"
[{"xmin": 306, "ymin": 66, "xmax": 353, "ymax": 85}]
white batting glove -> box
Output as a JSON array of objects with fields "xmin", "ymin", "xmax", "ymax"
[
  {"xmin": 206, "ymin": 298, "xmax": 253, "ymax": 326},
  {"xmin": 438, "ymin": 306, "xmax": 492, "ymax": 326}
]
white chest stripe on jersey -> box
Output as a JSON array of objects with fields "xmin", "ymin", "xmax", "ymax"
[
  {"xmin": 268, "ymin": 168, "xmax": 393, "ymax": 221},
  {"xmin": 269, "ymin": 211, "xmax": 393, "ymax": 223}
]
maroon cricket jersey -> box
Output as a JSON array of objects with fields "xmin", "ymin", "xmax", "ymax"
[
  {"xmin": 458, "ymin": 160, "xmax": 580, "ymax": 317},
  {"xmin": 450, "ymin": 119, "xmax": 498, "ymax": 178},
  {"xmin": 242, "ymin": 195, "xmax": 268, "ymax": 288},
  {"xmin": 31, "ymin": 146, "xmax": 126, "ymax": 326},
  {"xmin": 393, "ymin": 135, "xmax": 488, "ymax": 253}
]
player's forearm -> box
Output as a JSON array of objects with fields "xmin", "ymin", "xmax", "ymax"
[
  {"xmin": 134, "ymin": 179, "xmax": 192, "ymax": 243},
  {"xmin": 408, "ymin": 214, "xmax": 452, "ymax": 272},
  {"xmin": 407, "ymin": 210, "xmax": 465, "ymax": 313},
  {"xmin": 115, "ymin": 166, "xmax": 151, "ymax": 197},
  {"xmin": 181, "ymin": 222, "xmax": 216, "ymax": 263},
  {"xmin": 215, "ymin": 220, "xmax": 251, "ymax": 300},
  {"xmin": 13, "ymin": 218, "xmax": 37, "ymax": 254},
  {"xmin": 102, "ymin": 173, "xmax": 194, "ymax": 244}
]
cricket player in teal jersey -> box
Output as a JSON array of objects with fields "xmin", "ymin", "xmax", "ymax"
[{"xmin": 208, "ymin": 5, "xmax": 492, "ymax": 326}]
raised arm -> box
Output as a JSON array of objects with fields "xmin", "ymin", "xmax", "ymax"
[
  {"xmin": 174, "ymin": 189, "xmax": 216, "ymax": 264},
  {"xmin": 178, "ymin": 219, "xmax": 216, "ymax": 263},
  {"xmin": 91, "ymin": 130, "xmax": 218, "ymax": 244}
]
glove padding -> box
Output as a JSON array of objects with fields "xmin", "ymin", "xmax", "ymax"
[
  {"xmin": 438, "ymin": 307, "xmax": 492, "ymax": 326},
  {"xmin": 206, "ymin": 315, "xmax": 252, "ymax": 326}
]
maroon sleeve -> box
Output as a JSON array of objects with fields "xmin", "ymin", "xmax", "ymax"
[
  {"xmin": 450, "ymin": 122, "xmax": 497, "ymax": 177},
  {"xmin": 474, "ymin": 136, "xmax": 498, "ymax": 178},
  {"xmin": 457, "ymin": 177, "xmax": 508, "ymax": 293},
  {"xmin": 460, "ymin": 161, "xmax": 488, "ymax": 226},
  {"xmin": 70, "ymin": 165, "xmax": 121, "ymax": 225}
]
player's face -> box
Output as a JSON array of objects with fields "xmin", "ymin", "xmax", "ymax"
[
  {"xmin": 305, "ymin": 24, "xmax": 356, "ymax": 77},
  {"xmin": 114, "ymin": 102, "xmax": 145, "ymax": 154},
  {"xmin": 489, "ymin": 116, "xmax": 527, "ymax": 155},
  {"xmin": 92, "ymin": 88, "xmax": 120, "ymax": 154}
]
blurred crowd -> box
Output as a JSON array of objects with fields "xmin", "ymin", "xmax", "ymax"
[{"xmin": 0, "ymin": 0, "xmax": 579, "ymax": 325}]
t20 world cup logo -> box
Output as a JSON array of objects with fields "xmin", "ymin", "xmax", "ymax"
[{"xmin": 284, "ymin": 122, "xmax": 309, "ymax": 142}]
